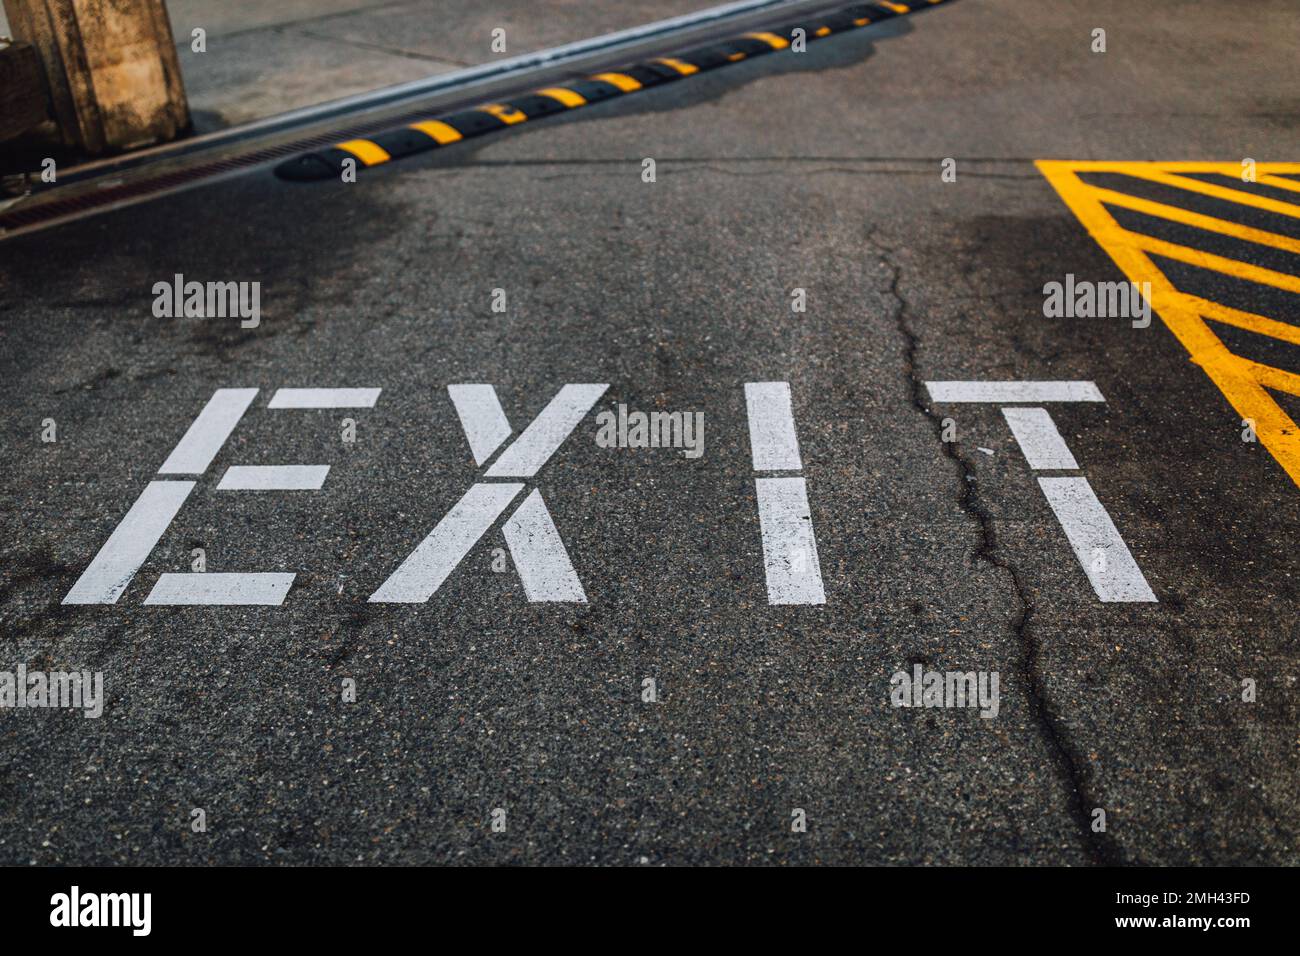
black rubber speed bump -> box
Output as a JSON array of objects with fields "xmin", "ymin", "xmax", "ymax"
[{"xmin": 276, "ymin": 0, "xmax": 957, "ymax": 182}]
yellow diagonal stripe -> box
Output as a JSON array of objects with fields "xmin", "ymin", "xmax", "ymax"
[
  {"xmin": 1090, "ymin": 185, "xmax": 1300, "ymax": 256},
  {"xmin": 1043, "ymin": 161, "xmax": 1300, "ymax": 174},
  {"xmin": 1249, "ymin": 361, "xmax": 1300, "ymax": 398},
  {"xmin": 743, "ymin": 31, "xmax": 790, "ymax": 49},
  {"xmin": 535, "ymin": 87, "xmax": 586, "ymax": 107},
  {"xmin": 1257, "ymin": 174, "xmax": 1300, "ymax": 195},
  {"xmin": 654, "ymin": 57, "xmax": 699, "ymax": 76},
  {"xmin": 337, "ymin": 140, "xmax": 390, "ymax": 166},
  {"xmin": 1111, "ymin": 166, "xmax": 1300, "ymax": 220},
  {"xmin": 1186, "ymin": 296, "xmax": 1300, "ymax": 349},
  {"xmin": 409, "ymin": 120, "xmax": 463, "ymax": 145},
  {"xmin": 589, "ymin": 72, "xmax": 642, "ymax": 92},
  {"xmin": 1124, "ymin": 233, "xmax": 1300, "ymax": 295}
]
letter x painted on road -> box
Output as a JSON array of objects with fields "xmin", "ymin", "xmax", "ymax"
[{"xmin": 368, "ymin": 383, "xmax": 608, "ymax": 603}]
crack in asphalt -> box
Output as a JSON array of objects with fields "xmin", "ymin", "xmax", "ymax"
[
  {"xmin": 290, "ymin": 27, "xmax": 474, "ymax": 67},
  {"xmin": 865, "ymin": 226, "xmax": 1122, "ymax": 866}
]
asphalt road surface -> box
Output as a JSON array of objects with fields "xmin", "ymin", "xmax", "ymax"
[{"xmin": 1, "ymin": 0, "xmax": 1298, "ymax": 866}]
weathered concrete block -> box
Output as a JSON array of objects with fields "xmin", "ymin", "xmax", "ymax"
[
  {"xmin": 3, "ymin": 0, "xmax": 189, "ymax": 153},
  {"xmin": 0, "ymin": 39, "xmax": 51, "ymax": 143}
]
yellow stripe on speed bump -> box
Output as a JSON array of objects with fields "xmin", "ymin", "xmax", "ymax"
[
  {"xmin": 275, "ymin": 0, "xmax": 959, "ymax": 184},
  {"xmin": 536, "ymin": 87, "xmax": 587, "ymax": 107},
  {"xmin": 589, "ymin": 72, "xmax": 642, "ymax": 92},
  {"xmin": 337, "ymin": 139, "xmax": 390, "ymax": 165},
  {"xmin": 743, "ymin": 31, "xmax": 790, "ymax": 50},
  {"xmin": 409, "ymin": 120, "xmax": 463, "ymax": 144},
  {"xmin": 654, "ymin": 57, "xmax": 699, "ymax": 76},
  {"xmin": 480, "ymin": 103, "xmax": 528, "ymax": 125}
]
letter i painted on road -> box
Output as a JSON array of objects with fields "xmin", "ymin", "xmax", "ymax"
[{"xmin": 743, "ymin": 382, "xmax": 826, "ymax": 605}]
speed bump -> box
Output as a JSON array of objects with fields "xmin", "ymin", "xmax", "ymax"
[{"xmin": 276, "ymin": 0, "xmax": 957, "ymax": 181}]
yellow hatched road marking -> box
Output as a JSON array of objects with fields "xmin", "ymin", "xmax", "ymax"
[
  {"xmin": 1039, "ymin": 160, "xmax": 1300, "ymax": 490},
  {"xmin": 1044, "ymin": 161, "xmax": 1300, "ymax": 174},
  {"xmin": 1126, "ymin": 234, "xmax": 1300, "ymax": 295},
  {"xmin": 1089, "ymin": 186, "xmax": 1300, "ymax": 256},
  {"xmin": 1257, "ymin": 174, "xmax": 1300, "ymax": 195},
  {"xmin": 1251, "ymin": 362, "xmax": 1300, "ymax": 397},
  {"xmin": 1104, "ymin": 165, "xmax": 1300, "ymax": 220},
  {"xmin": 1184, "ymin": 295, "xmax": 1300, "ymax": 348},
  {"xmin": 337, "ymin": 139, "xmax": 390, "ymax": 165}
]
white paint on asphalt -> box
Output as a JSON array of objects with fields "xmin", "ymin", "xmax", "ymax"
[
  {"xmin": 267, "ymin": 388, "xmax": 382, "ymax": 408},
  {"xmin": 1038, "ymin": 476, "xmax": 1157, "ymax": 602},
  {"xmin": 1001, "ymin": 407, "xmax": 1079, "ymax": 470},
  {"xmin": 448, "ymin": 384, "xmax": 512, "ymax": 466},
  {"xmin": 158, "ymin": 388, "xmax": 258, "ymax": 474},
  {"xmin": 372, "ymin": 384, "xmax": 605, "ymax": 603},
  {"xmin": 369, "ymin": 482, "xmax": 524, "ymax": 602},
  {"xmin": 744, "ymin": 381, "xmax": 803, "ymax": 471},
  {"xmin": 484, "ymin": 384, "xmax": 608, "ymax": 477},
  {"xmin": 144, "ymin": 572, "xmax": 296, "ymax": 605},
  {"xmin": 62, "ymin": 481, "xmax": 196, "ymax": 604},
  {"xmin": 216, "ymin": 464, "xmax": 331, "ymax": 490},
  {"xmin": 925, "ymin": 381, "xmax": 1105, "ymax": 403},
  {"xmin": 745, "ymin": 382, "xmax": 824, "ymax": 604},
  {"xmin": 501, "ymin": 488, "xmax": 587, "ymax": 602},
  {"xmin": 755, "ymin": 476, "xmax": 826, "ymax": 605}
]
